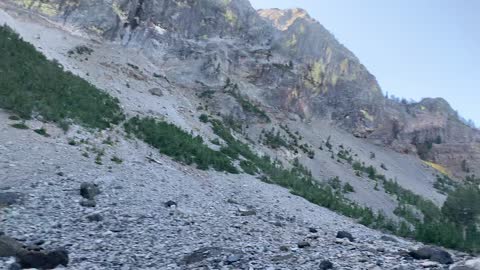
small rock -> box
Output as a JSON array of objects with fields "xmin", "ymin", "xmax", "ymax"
[
  {"xmin": 80, "ymin": 182, "xmax": 100, "ymax": 200},
  {"xmin": 297, "ymin": 241, "xmax": 310, "ymax": 248},
  {"xmin": 86, "ymin": 213, "xmax": 103, "ymax": 222},
  {"xmin": 238, "ymin": 207, "xmax": 256, "ymax": 216},
  {"xmin": 336, "ymin": 231, "xmax": 355, "ymax": 242},
  {"xmin": 309, "ymin": 228, "xmax": 318, "ymax": 233},
  {"xmin": 164, "ymin": 200, "xmax": 177, "ymax": 208},
  {"xmin": 279, "ymin": 246, "xmax": 289, "ymax": 252},
  {"xmin": 80, "ymin": 199, "xmax": 96, "ymax": 208},
  {"xmin": 319, "ymin": 260, "xmax": 333, "ymax": 270},
  {"xmin": 380, "ymin": 235, "xmax": 398, "ymax": 242},
  {"xmin": 225, "ymin": 254, "xmax": 242, "ymax": 264},
  {"xmin": 149, "ymin": 88, "xmax": 164, "ymax": 97}
]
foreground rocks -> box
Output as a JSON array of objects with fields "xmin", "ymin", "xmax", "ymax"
[
  {"xmin": 409, "ymin": 246, "xmax": 454, "ymax": 264},
  {"xmin": 0, "ymin": 235, "xmax": 69, "ymax": 269}
]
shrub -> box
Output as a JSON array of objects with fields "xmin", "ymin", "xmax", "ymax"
[
  {"xmin": 199, "ymin": 114, "xmax": 209, "ymax": 123},
  {"xmin": 111, "ymin": 156, "xmax": 123, "ymax": 164},
  {"xmin": 0, "ymin": 25, "xmax": 124, "ymax": 130},
  {"xmin": 10, "ymin": 122, "xmax": 29, "ymax": 129},
  {"xmin": 124, "ymin": 116, "xmax": 238, "ymax": 173},
  {"xmin": 240, "ymin": 160, "xmax": 258, "ymax": 175},
  {"xmin": 343, "ymin": 183, "xmax": 355, "ymax": 193}
]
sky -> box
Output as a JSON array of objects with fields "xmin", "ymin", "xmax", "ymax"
[{"xmin": 250, "ymin": 0, "xmax": 479, "ymax": 125}]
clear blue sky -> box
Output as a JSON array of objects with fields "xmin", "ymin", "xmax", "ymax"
[{"xmin": 250, "ymin": 0, "xmax": 479, "ymax": 125}]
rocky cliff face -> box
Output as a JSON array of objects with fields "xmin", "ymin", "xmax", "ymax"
[{"xmin": 11, "ymin": 0, "xmax": 479, "ymax": 178}]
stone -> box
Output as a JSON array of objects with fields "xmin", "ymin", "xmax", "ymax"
[
  {"xmin": 380, "ymin": 235, "xmax": 398, "ymax": 242},
  {"xmin": 336, "ymin": 231, "xmax": 355, "ymax": 242},
  {"xmin": 80, "ymin": 199, "xmax": 96, "ymax": 208},
  {"xmin": 17, "ymin": 248, "xmax": 69, "ymax": 269},
  {"xmin": 86, "ymin": 213, "xmax": 103, "ymax": 222},
  {"xmin": 409, "ymin": 246, "xmax": 453, "ymax": 265},
  {"xmin": 238, "ymin": 207, "xmax": 256, "ymax": 216},
  {"xmin": 297, "ymin": 241, "xmax": 310, "ymax": 248},
  {"xmin": 0, "ymin": 192, "xmax": 23, "ymax": 207},
  {"xmin": 80, "ymin": 182, "xmax": 100, "ymax": 200},
  {"xmin": 319, "ymin": 260, "xmax": 333, "ymax": 269},
  {"xmin": 149, "ymin": 88, "xmax": 164, "ymax": 97},
  {"xmin": 225, "ymin": 254, "xmax": 242, "ymax": 264},
  {"xmin": 466, "ymin": 258, "xmax": 480, "ymax": 269},
  {"xmin": 0, "ymin": 235, "xmax": 23, "ymax": 257},
  {"xmin": 309, "ymin": 228, "xmax": 318, "ymax": 233},
  {"xmin": 164, "ymin": 200, "xmax": 177, "ymax": 208},
  {"xmin": 8, "ymin": 262, "xmax": 22, "ymax": 270}
]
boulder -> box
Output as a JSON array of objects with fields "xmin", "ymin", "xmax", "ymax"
[
  {"xmin": 319, "ymin": 260, "xmax": 334, "ymax": 269},
  {"xmin": 17, "ymin": 248, "xmax": 69, "ymax": 269},
  {"xmin": 409, "ymin": 246, "xmax": 453, "ymax": 264},
  {"xmin": 465, "ymin": 258, "xmax": 480, "ymax": 269},
  {"xmin": 0, "ymin": 235, "xmax": 22, "ymax": 257},
  {"xmin": 80, "ymin": 182, "xmax": 100, "ymax": 200},
  {"xmin": 336, "ymin": 231, "xmax": 355, "ymax": 242}
]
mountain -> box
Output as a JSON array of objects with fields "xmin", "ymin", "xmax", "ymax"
[{"xmin": 0, "ymin": 0, "xmax": 479, "ymax": 268}]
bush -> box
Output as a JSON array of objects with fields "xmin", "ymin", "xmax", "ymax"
[
  {"xmin": 240, "ymin": 160, "xmax": 258, "ymax": 175},
  {"xmin": 199, "ymin": 114, "xmax": 209, "ymax": 123},
  {"xmin": 124, "ymin": 116, "xmax": 238, "ymax": 173},
  {"xmin": 0, "ymin": 25, "xmax": 124, "ymax": 130},
  {"xmin": 10, "ymin": 122, "xmax": 29, "ymax": 129},
  {"xmin": 343, "ymin": 183, "xmax": 355, "ymax": 193}
]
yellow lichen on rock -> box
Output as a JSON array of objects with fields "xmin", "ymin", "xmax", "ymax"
[{"xmin": 423, "ymin": 161, "xmax": 451, "ymax": 176}]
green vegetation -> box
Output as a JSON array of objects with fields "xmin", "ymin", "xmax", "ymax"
[
  {"xmin": 8, "ymin": 115, "xmax": 21, "ymax": 121},
  {"xmin": 199, "ymin": 114, "xmax": 209, "ymax": 123},
  {"xmin": 124, "ymin": 116, "xmax": 238, "ymax": 173},
  {"xmin": 111, "ymin": 156, "xmax": 123, "ymax": 164},
  {"xmin": 208, "ymin": 118, "xmax": 396, "ymax": 231},
  {"xmin": 343, "ymin": 183, "xmax": 355, "ymax": 193},
  {"xmin": 10, "ymin": 122, "xmax": 29, "ymax": 129},
  {"xmin": 224, "ymin": 80, "xmax": 270, "ymax": 122},
  {"xmin": 0, "ymin": 25, "xmax": 124, "ymax": 130},
  {"xmin": 261, "ymin": 128, "xmax": 288, "ymax": 149}
]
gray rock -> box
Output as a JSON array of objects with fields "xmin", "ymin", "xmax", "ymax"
[
  {"xmin": 86, "ymin": 213, "xmax": 103, "ymax": 222},
  {"xmin": 409, "ymin": 246, "xmax": 453, "ymax": 265},
  {"xmin": 148, "ymin": 88, "xmax": 164, "ymax": 97},
  {"xmin": 17, "ymin": 248, "xmax": 69, "ymax": 269},
  {"xmin": 80, "ymin": 199, "xmax": 96, "ymax": 208},
  {"xmin": 0, "ymin": 192, "xmax": 23, "ymax": 207},
  {"xmin": 0, "ymin": 235, "xmax": 23, "ymax": 257},
  {"xmin": 319, "ymin": 260, "xmax": 333, "ymax": 269},
  {"xmin": 80, "ymin": 182, "xmax": 100, "ymax": 200},
  {"xmin": 336, "ymin": 231, "xmax": 355, "ymax": 242},
  {"xmin": 297, "ymin": 241, "xmax": 310, "ymax": 248}
]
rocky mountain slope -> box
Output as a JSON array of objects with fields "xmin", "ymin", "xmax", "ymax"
[{"xmin": 0, "ymin": 0, "xmax": 479, "ymax": 269}]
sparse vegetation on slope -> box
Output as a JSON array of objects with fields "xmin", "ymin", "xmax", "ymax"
[
  {"xmin": 0, "ymin": 25, "xmax": 124, "ymax": 130},
  {"xmin": 124, "ymin": 116, "xmax": 238, "ymax": 173}
]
